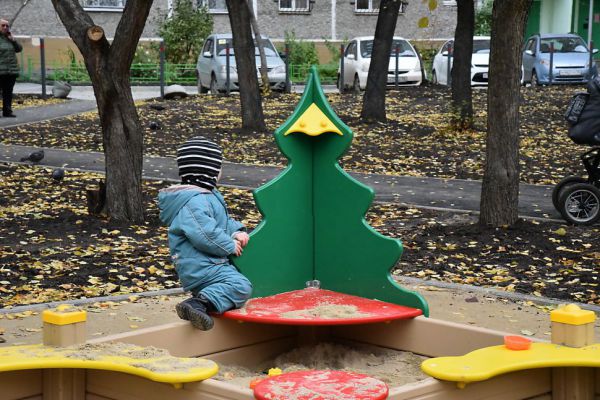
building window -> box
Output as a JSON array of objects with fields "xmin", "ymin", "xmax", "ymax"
[
  {"xmin": 81, "ymin": 0, "xmax": 126, "ymax": 11},
  {"xmin": 355, "ymin": 0, "xmax": 379, "ymax": 13},
  {"xmin": 197, "ymin": 0, "xmax": 228, "ymax": 13},
  {"xmin": 279, "ymin": 0, "xmax": 310, "ymax": 12},
  {"xmin": 355, "ymin": 0, "xmax": 406, "ymax": 14}
]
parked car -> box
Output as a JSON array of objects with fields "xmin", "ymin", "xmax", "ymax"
[
  {"xmin": 431, "ymin": 36, "xmax": 490, "ymax": 86},
  {"xmin": 196, "ymin": 33, "xmax": 287, "ymax": 94},
  {"xmin": 522, "ymin": 33, "xmax": 598, "ymax": 86},
  {"xmin": 337, "ymin": 36, "xmax": 424, "ymax": 91}
]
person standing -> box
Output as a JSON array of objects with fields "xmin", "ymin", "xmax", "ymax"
[{"xmin": 0, "ymin": 19, "xmax": 22, "ymax": 118}]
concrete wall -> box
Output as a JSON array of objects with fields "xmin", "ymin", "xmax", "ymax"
[
  {"xmin": 210, "ymin": 0, "xmax": 456, "ymax": 41},
  {"xmin": 1, "ymin": 0, "xmax": 455, "ymax": 41},
  {"xmin": 2, "ymin": 0, "xmax": 455, "ymax": 66},
  {"xmin": 0, "ymin": 0, "xmax": 168, "ymax": 38},
  {"xmin": 539, "ymin": 0, "xmax": 573, "ymax": 33}
]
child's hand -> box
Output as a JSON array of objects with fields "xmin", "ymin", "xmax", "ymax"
[
  {"xmin": 234, "ymin": 232, "xmax": 250, "ymax": 248},
  {"xmin": 233, "ymin": 239, "xmax": 243, "ymax": 257}
]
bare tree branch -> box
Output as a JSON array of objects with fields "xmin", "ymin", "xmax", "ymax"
[
  {"xmin": 111, "ymin": 0, "xmax": 154, "ymax": 73},
  {"xmin": 50, "ymin": 0, "xmax": 97, "ymax": 52},
  {"xmin": 10, "ymin": 0, "xmax": 31, "ymax": 26}
]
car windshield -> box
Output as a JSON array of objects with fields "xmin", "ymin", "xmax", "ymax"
[
  {"xmin": 540, "ymin": 37, "xmax": 588, "ymax": 53},
  {"xmin": 215, "ymin": 38, "xmax": 278, "ymax": 56},
  {"xmin": 473, "ymin": 39, "xmax": 490, "ymax": 54},
  {"xmin": 360, "ymin": 39, "xmax": 415, "ymax": 58}
]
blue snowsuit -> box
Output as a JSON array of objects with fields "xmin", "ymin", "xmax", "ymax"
[{"xmin": 158, "ymin": 185, "xmax": 252, "ymax": 313}]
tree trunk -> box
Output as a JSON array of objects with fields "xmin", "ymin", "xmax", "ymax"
[
  {"xmin": 360, "ymin": 0, "xmax": 402, "ymax": 122},
  {"xmin": 94, "ymin": 75, "xmax": 144, "ymax": 222},
  {"xmin": 450, "ymin": 0, "xmax": 474, "ymax": 130},
  {"xmin": 51, "ymin": 0, "xmax": 153, "ymax": 223},
  {"xmin": 479, "ymin": 0, "xmax": 532, "ymax": 227},
  {"xmin": 247, "ymin": 0, "xmax": 270, "ymax": 96},
  {"xmin": 226, "ymin": 0, "xmax": 266, "ymax": 131}
]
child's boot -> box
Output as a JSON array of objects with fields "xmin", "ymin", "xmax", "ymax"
[{"xmin": 175, "ymin": 295, "xmax": 214, "ymax": 330}]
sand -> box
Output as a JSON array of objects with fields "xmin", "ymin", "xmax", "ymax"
[
  {"xmin": 280, "ymin": 304, "xmax": 372, "ymax": 320},
  {"xmin": 16, "ymin": 342, "xmax": 214, "ymax": 373},
  {"xmin": 214, "ymin": 342, "xmax": 428, "ymax": 389}
]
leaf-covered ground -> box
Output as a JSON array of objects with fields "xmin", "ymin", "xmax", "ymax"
[
  {"xmin": 1, "ymin": 164, "xmax": 598, "ymax": 308},
  {"xmin": 8, "ymin": 94, "xmax": 66, "ymax": 110},
  {"xmin": 0, "ymin": 86, "xmax": 588, "ymax": 184}
]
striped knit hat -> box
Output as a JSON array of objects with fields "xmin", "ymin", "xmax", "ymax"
[{"xmin": 177, "ymin": 136, "xmax": 223, "ymax": 190}]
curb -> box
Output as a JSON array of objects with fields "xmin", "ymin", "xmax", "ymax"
[
  {"xmin": 397, "ymin": 276, "xmax": 600, "ymax": 313},
  {"xmin": 0, "ymin": 288, "xmax": 184, "ymax": 314},
  {"xmin": 3, "ymin": 278, "xmax": 599, "ymax": 315}
]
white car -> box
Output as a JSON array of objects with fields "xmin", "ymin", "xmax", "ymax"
[
  {"xmin": 196, "ymin": 33, "xmax": 287, "ymax": 94},
  {"xmin": 431, "ymin": 36, "xmax": 491, "ymax": 86},
  {"xmin": 337, "ymin": 36, "xmax": 424, "ymax": 91}
]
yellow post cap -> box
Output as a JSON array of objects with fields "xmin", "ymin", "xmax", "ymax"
[
  {"xmin": 42, "ymin": 304, "xmax": 87, "ymax": 325},
  {"xmin": 550, "ymin": 304, "xmax": 595, "ymax": 325}
]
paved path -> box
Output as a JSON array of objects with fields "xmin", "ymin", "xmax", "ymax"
[
  {"xmin": 0, "ymin": 144, "xmax": 560, "ymax": 220},
  {"xmin": 2, "ymin": 83, "xmax": 560, "ymax": 220},
  {"xmin": 14, "ymin": 83, "xmax": 337, "ymax": 101},
  {"xmin": 5, "ymin": 83, "xmax": 338, "ymax": 128},
  {"xmin": 5, "ymin": 83, "xmax": 197, "ymax": 128},
  {"xmin": 13, "ymin": 83, "xmax": 200, "ymax": 101},
  {"xmin": 0, "ymin": 99, "xmax": 97, "ymax": 128}
]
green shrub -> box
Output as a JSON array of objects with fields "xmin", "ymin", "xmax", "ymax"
[
  {"xmin": 416, "ymin": 47, "xmax": 438, "ymax": 75},
  {"xmin": 317, "ymin": 63, "xmax": 338, "ymax": 84},
  {"xmin": 284, "ymin": 31, "xmax": 319, "ymax": 67},
  {"xmin": 323, "ymin": 38, "xmax": 342, "ymax": 64},
  {"xmin": 475, "ymin": 0, "xmax": 493, "ymax": 36},
  {"xmin": 133, "ymin": 43, "xmax": 160, "ymax": 64},
  {"xmin": 158, "ymin": 0, "xmax": 213, "ymax": 64},
  {"xmin": 50, "ymin": 47, "xmax": 89, "ymax": 83}
]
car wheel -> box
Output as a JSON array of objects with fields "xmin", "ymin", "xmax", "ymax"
[
  {"xmin": 552, "ymin": 176, "xmax": 588, "ymax": 211},
  {"xmin": 432, "ymin": 70, "xmax": 438, "ymax": 85},
  {"xmin": 557, "ymin": 183, "xmax": 600, "ymax": 225},
  {"xmin": 531, "ymin": 70, "xmax": 539, "ymax": 87},
  {"xmin": 210, "ymin": 75, "xmax": 219, "ymax": 95},
  {"xmin": 520, "ymin": 68, "xmax": 525, "ymax": 86},
  {"xmin": 197, "ymin": 77, "xmax": 209, "ymax": 94},
  {"xmin": 353, "ymin": 75, "xmax": 361, "ymax": 94}
]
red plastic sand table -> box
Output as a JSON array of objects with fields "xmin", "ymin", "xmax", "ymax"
[
  {"xmin": 221, "ymin": 288, "xmax": 422, "ymax": 326},
  {"xmin": 254, "ymin": 370, "xmax": 389, "ymax": 400}
]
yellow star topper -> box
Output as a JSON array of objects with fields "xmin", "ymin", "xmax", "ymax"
[{"xmin": 284, "ymin": 103, "xmax": 343, "ymax": 136}]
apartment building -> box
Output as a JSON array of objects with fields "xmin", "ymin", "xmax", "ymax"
[{"xmin": 0, "ymin": 0, "xmax": 457, "ymax": 41}]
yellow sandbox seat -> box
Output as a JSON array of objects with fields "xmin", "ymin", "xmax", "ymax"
[
  {"xmin": 422, "ymin": 342, "xmax": 600, "ymax": 387},
  {"xmin": 0, "ymin": 342, "xmax": 218, "ymax": 388}
]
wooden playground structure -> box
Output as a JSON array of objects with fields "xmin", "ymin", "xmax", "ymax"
[{"xmin": 1, "ymin": 68, "xmax": 599, "ymax": 400}]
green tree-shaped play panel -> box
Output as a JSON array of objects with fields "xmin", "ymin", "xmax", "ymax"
[{"xmin": 232, "ymin": 67, "xmax": 428, "ymax": 316}]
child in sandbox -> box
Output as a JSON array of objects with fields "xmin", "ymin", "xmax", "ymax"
[{"xmin": 158, "ymin": 136, "xmax": 252, "ymax": 330}]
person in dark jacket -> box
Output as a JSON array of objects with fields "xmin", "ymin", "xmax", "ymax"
[
  {"xmin": 158, "ymin": 137, "xmax": 252, "ymax": 330},
  {"xmin": 0, "ymin": 19, "xmax": 22, "ymax": 118},
  {"xmin": 568, "ymin": 75, "xmax": 600, "ymax": 146}
]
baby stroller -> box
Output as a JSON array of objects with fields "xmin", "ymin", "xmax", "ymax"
[{"xmin": 553, "ymin": 76, "xmax": 600, "ymax": 225}]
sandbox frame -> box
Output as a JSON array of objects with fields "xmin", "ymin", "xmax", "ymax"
[
  {"xmin": 4, "ymin": 315, "xmax": 598, "ymax": 400},
  {"xmin": 4, "ymin": 68, "xmax": 599, "ymax": 400}
]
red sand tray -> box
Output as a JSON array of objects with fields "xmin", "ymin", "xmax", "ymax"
[
  {"xmin": 254, "ymin": 370, "xmax": 389, "ymax": 400},
  {"xmin": 220, "ymin": 288, "xmax": 422, "ymax": 326}
]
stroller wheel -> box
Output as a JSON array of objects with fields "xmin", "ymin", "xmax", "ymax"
[
  {"xmin": 557, "ymin": 183, "xmax": 600, "ymax": 225},
  {"xmin": 552, "ymin": 176, "xmax": 588, "ymax": 210}
]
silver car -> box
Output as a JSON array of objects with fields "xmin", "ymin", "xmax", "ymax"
[{"xmin": 196, "ymin": 33, "xmax": 287, "ymax": 93}]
